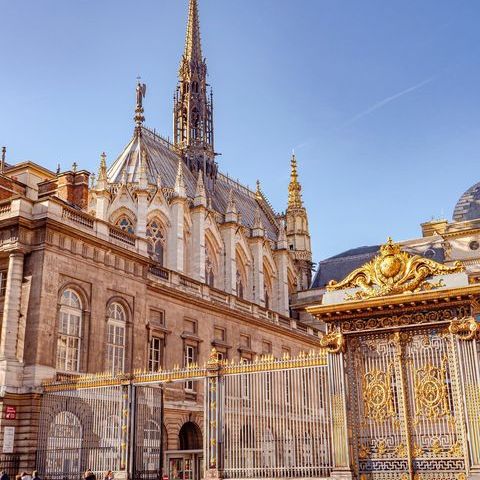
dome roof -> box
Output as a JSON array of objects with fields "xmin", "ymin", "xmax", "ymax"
[{"xmin": 453, "ymin": 182, "xmax": 480, "ymax": 222}]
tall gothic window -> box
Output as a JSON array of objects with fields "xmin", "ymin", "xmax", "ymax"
[
  {"xmin": 116, "ymin": 215, "xmax": 135, "ymax": 234},
  {"xmin": 205, "ymin": 247, "xmax": 215, "ymax": 288},
  {"xmin": 264, "ymin": 286, "xmax": 270, "ymax": 310},
  {"xmin": 56, "ymin": 289, "xmax": 82, "ymax": 372},
  {"xmin": 106, "ymin": 302, "xmax": 127, "ymax": 375},
  {"xmin": 236, "ymin": 270, "xmax": 244, "ymax": 299},
  {"xmin": 146, "ymin": 218, "xmax": 166, "ymax": 266}
]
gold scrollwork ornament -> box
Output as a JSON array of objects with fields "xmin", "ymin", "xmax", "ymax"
[
  {"xmin": 414, "ymin": 359, "xmax": 450, "ymax": 420},
  {"xmin": 362, "ymin": 364, "xmax": 396, "ymax": 422},
  {"xmin": 449, "ymin": 317, "xmax": 479, "ymax": 340},
  {"xmin": 319, "ymin": 330, "xmax": 344, "ymax": 353},
  {"xmin": 327, "ymin": 237, "xmax": 463, "ymax": 300}
]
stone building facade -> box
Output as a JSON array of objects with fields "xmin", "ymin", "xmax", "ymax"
[{"xmin": 0, "ymin": 0, "xmax": 318, "ymax": 474}]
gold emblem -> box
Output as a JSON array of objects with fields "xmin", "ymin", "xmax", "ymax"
[
  {"xmin": 431, "ymin": 438, "xmax": 442, "ymax": 455},
  {"xmin": 395, "ymin": 443, "xmax": 407, "ymax": 457},
  {"xmin": 362, "ymin": 364, "xmax": 395, "ymax": 422},
  {"xmin": 377, "ymin": 440, "xmax": 387, "ymax": 456},
  {"xmin": 414, "ymin": 359, "xmax": 450, "ymax": 420},
  {"xmin": 413, "ymin": 443, "xmax": 424, "ymax": 457},
  {"xmin": 327, "ymin": 238, "xmax": 463, "ymax": 300},
  {"xmin": 358, "ymin": 444, "xmax": 370, "ymax": 459},
  {"xmin": 449, "ymin": 442, "xmax": 462, "ymax": 457}
]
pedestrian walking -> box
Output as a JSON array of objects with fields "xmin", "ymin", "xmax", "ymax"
[
  {"xmin": 103, "ymin": 471, "xmax": 113, "ymax": 480},
  {"xmin": 84, "ymin": 470, "xmax": 96, "ymax": 480},
  {"xmin": 20, "ymin": 472, "xmax": 31, "ymax": 480},
  {"xmin": 31, "ymin": 471, "xmax": 40, "ymax": 480},
  {"xmin": 0, "ymin": 470, "xmax": 9, "ymax": 480}
]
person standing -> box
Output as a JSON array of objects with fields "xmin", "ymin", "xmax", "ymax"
[
  {"xmin": 84, "ymin": 470, "xmax": 96, "ymax": 480},
  {"xmin": 103, "ymin": 471, "xmax": 113, "ymax": 480}
]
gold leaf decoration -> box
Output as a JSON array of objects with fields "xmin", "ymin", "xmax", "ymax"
[{"xmin": 327, "ymin": 237, "xmax": 463, "ymax": 300}]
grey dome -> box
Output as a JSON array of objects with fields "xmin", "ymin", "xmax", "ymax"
[{"xmin": 453, "ymin": 182, "xmax": 480, "ymax": 222}]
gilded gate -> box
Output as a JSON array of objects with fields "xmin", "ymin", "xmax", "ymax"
[
  {"xmin": 308, "ymin": 238, "xmax": 480, "ymax": 480},
  {"xmin": 347, "ymin": 329, "xmax": 468, "ymax": 480}
]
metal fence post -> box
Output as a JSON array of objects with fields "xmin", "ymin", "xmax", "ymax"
[
  {"xmin": 205, "ymin": 348, "xmax": 222, "ymax": 479},
  {"xmin": 323, "ymin": 331, "xmax": 354, "ymax": 480}
]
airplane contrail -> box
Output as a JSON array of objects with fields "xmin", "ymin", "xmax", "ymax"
[{"xmin": 341, "ymin": 76, "xmax": 436, "ymax": 128}]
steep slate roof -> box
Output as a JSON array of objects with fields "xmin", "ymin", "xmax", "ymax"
[
  {"xmin": 453, "ymin": 182, "xmax": 480, "ymax": 222},
  {"xmin": 312, "ymin": 244, "xmax": 445, "ymax": 289},
  {"xmin": 107, "ymin": 127, "xmax": 279, "ymax": 241}
]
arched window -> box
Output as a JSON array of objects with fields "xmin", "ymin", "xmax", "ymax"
[
  {"xmin": 116, "ymin": 215, "xmax": 135, "ymax": 234},
  {"xmin": 106, "ymin": 302, "xmax": 127, "ymax": 375},
  {"xmin": 205, "ymin": 243, "xmax": 216, "ymax": 288},
  {"xmin": 56, "ymin": 289, "xmax": 82, "ymax": 372},
  {"xmin": 205, "ymin": 256, "xmax": 215, "ymax": 287},
  {"xmin": 236, "ymin": 270, "xmax": 244, "ymax": 299},
  {"xmin": 46, "ymin": 411, "xmax": 82, "ymax": 474},
  {"xmin": 146, "ymin": 218, "xmax": 166, "ymax": 266}
]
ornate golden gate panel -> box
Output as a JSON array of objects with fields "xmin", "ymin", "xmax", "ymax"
[{"xmin": 348, "ymin": 329, "xmax": 467, "ymax": 480}]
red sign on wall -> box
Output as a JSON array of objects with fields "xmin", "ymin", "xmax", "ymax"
[{"xmin": 4, "ymin": 406, "xmax": 16, "ymax": 420}]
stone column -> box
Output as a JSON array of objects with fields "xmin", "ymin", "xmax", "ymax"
[
  {"xmin": 273, "ymin": 250, "xmax": 290, "ymax": 316},
  {"xmin": 0, "ymin": 252, "xmax": 25, "ymax": 390},
  {"xmin": 136, "ymin": 189, "xmax": 149, "ymax": 238},
  {"xmin": 220, "ymin": 224, "xmax": 237, "ymax": 294},
  {"xmin": 167, "ymin": 198, "xmax": 185, "ymax": 273},
  {"xmin": 95, "ymin": 191, "xmax": 109, "ymax": 221},
  {"xmin": 0, "ymin": 253, "xmax": 24, "ymax": 360},
  {"xmin": 249, "ymin": 239, "xmax": 264, "ymax": 306}
]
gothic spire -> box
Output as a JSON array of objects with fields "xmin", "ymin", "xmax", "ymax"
[
  {"xmin": 183, "ymin": 0, "xmax": 203, "ymax": 66},
  {"xmin": 194, "ymin": 170, "xmax": 207, "ymax": 207},
  {"xmin": 98, "ymin": 152, "xmax": 107, "ymax": 183},
  {"xmin": 288, "ymin": 154, "xmax": 303, "ymax": 210},
  {"xmin": 174, "ymin": 0, "xmax": 216, "ymax": 183}
]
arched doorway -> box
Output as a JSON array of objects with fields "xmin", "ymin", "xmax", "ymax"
[
  {"xmin": 167, "ymin": 421, "xmax": 203, "ymax": 480},
  {"xmin": 179, "ymin": 422, "xmax": 202, "ymax": 450}
]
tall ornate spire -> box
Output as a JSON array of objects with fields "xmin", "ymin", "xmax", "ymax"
[
  {"xmin": 183, "ymin": 0, "xmax": 203, "ymax": 66},
  {"xmin": 288, "ymin": 154, "xmax": 303, "ymax": 210},
  {"xmin": 285, "ymin": 153, "xmax": 312, "ymax": 290},
  {"xmin": 174, "ymin": 0, "xmax": 217, "ymax": 184}
]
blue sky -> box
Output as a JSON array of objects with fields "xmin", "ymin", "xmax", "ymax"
[{"xmin": 1, "ymin": 0, "xmax": 480, "ymax": 263}]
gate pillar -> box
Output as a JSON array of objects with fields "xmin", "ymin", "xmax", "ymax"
[
  {"xmin": 205, "ymin": 348, "xmax": 222, "ymax": 479},
  {"xmin": 323, "ymin": 332, "xmax": 354, "ymax": 480},
  {"xmin": 450, "ymin": 317, "xmax": 480, "ymax": 480}
]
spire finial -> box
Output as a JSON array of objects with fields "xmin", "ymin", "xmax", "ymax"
[
  {"xmin": 255, "ymin": 179, "xmax": 262, "ymax": 200},
  {"xmin": 288, "ymin": 153, "xmax": 303, "ymax": 209},
  {"xmin": 98, "ymin": 152, "xmax": 107, "ymax": 182},
  {"xmin": 183, "ymin": 0, "xmax": 203, "ymax": 65},
  {"xmin": 134, "ymin": 78, "xmax": 146, "ymax": 130},
  {"xmin": 194, "ymin": 171, "xmax": 206, "ymax": 207},
  {"xmin": 174, "ymin": 159, "xmax": 186, "ymax": 198},
  {"xmin": 1, "ymin": 147, "xmax": 6, "ymax": 174}
]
